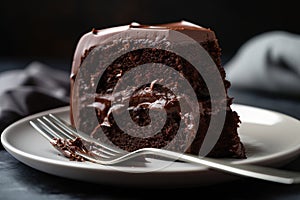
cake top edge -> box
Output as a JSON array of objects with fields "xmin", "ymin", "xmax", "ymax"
[
  {"xmin": 91, "ymin": 20, "xmax": 214, "ymax": 35},
  {"xmin": 130, "ymin": 20, "xmax": 208, "ymax": 30}
]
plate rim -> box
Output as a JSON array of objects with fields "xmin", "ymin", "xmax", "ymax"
[{"xmin": 2, "ymin": 104, "xmax": 300, "ymax": 174}]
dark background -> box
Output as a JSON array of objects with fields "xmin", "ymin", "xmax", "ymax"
[{"xmin": 0, "ymin": 0, "xmax": 299, "ymax": 71}]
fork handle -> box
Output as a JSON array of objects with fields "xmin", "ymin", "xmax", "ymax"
[{"xmin": 143, "ymin": 148, "xmax": 300, "ymax": 184}]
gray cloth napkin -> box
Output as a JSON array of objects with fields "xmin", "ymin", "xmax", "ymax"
[
  {"xmin": 0, "ymin": 62, "xmax": 69, "ymax": 147},
  {"xmin": 225, "ymin": 31, "xmax": 300, "ymax": 98}
]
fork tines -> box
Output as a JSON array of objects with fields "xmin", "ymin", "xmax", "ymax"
[{"xmin": 29, "ymin": 114, "xmax": 123, "ymax": 161}]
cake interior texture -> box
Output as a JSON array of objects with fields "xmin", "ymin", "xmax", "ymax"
[{"xmin": 70, "ymin": 21, "xmax": 246, "ymax": 159}]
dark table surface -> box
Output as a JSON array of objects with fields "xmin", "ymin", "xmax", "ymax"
[{"xmin": 1, "ymin": 61, "xmax": 300, "ymax": 200}]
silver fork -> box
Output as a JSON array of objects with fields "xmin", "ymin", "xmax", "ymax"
[{"xmin": 29, "ymin": 114, "xmax": 300, "ymax": 184}]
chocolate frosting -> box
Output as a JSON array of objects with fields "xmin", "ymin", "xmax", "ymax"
[{"xmin": 70, "ymin": 21, "xmax": 216, "ymax": 80}]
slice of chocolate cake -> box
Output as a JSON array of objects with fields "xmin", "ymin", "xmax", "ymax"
[{"xmin": 70, "ymin": 21, "xmax": 246, "ymax": 159}]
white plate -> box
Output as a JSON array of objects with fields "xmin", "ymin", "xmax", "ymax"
[{"xmin": 2, "ymin": 104, "xmax": 300, "ymax": 187}]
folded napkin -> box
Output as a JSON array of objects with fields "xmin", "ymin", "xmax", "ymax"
[
  {"xmin": 0, "ymin": 62, "xmax": 69, "ymax": 148},
  {"xmin": 225, "ymin": 31, "xmax": 300, "ymax": 98}
]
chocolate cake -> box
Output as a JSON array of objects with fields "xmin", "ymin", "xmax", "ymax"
[{"xmin": 70, "ymin": 21, "xmax": 246, "ymax": 158}]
